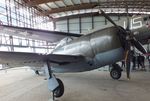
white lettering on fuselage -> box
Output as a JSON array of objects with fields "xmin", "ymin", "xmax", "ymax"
[{"xmin": 123, "ymin": 17, "xmax": 142, "ymax": 29}]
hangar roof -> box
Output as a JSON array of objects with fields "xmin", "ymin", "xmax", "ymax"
[{"xmin": 22, "ymin": 0, "xmax": 150, "ymax": 20}]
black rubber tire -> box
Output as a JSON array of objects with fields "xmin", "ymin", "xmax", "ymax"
[
  {"xmin": 53, "ymin": 78, "xmax": 64, "ymax": 98},
  {"xmin": 110, "ymin": 69, "xmax": 121, "ymax": 80}
]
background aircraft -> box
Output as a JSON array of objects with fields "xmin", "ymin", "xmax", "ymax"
[{"xmin": 0, "ymin": 11, "xmax": 149, "ymax": 99}]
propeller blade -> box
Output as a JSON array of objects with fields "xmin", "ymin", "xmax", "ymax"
[
  {"xmin": 124, "ymin": 41, "xmax": 132, "ymax": 79},
  {"xmin": 100, "ymin": 10, "xmax": 118, "ymax": 27},
  {"xmin": 125, "ymin": 50, "xmax": 131, "ymax": 79},
  {"xmin": 100, "ymin": 9, "xmax": 127, "ymax": 35},
  {"xmin": 124, "ymin": 50, "xmax": 131, "ymax": 79},
  {"xmin": 131, "ymin": 38, "xmax": 147, "ymax": 54},
  {"xmin": 126, "ymin": 4, "xmax": 130, "ymax": 31}
]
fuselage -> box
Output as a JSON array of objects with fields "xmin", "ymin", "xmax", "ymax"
[
  {"xmin": 53, "ymin": 27, "xmax": 122, "ymax": 57},
  {"xmin": 51, "ymin": 26, "xmax": 124, "ymax": 73}
]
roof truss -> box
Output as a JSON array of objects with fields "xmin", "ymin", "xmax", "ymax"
[
  {"xmin": 26, "ymin": 0, "xmax": 62, "ymax": 6},
  {"xmin": 44, "ymin": 3, "xmax": 98, "ymax": 15}
]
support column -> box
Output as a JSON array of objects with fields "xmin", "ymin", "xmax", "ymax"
[
  {"xmin": 9, "ymin": 36, "xmax": 14, "ymax": 52},
  {"xmin": 53, "ymin": 21, "xmax": 56, "ymax": 31},
  {"xmin": 92, "ymin": 16, "xmax": 94, "ymax": 29},
  {"xmin": 46, "ymin": 41, "xmax": 49, "ymax": 53},
  {"xmin": 105, "ymin": 18, "xmax": 107, "ymax": 25},
  {"xmin": 67, "ymin": 18, "xmax": 70, "ymax": 33},
  {"xmin": 79, "ymin": 17, "xmax": 81, "ymax": 33},
  {"xmin": 32, "ymin": 40, "xmax": 36, "ymax": 53}
]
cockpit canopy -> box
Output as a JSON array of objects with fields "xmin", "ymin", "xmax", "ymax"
[{"xmin": 55, "ymin": 37, "xmax": 74, "ymax": 49}]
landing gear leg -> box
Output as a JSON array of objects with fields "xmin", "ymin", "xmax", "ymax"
[
  {"xmin": 45, "ymin": 61, "xmax": 64, "ymax": 100},
  {"xmin": 110, "ymin": 63, "xmax": 123, "ymax": 80},
  {"xmin": 52, "ymin": 91, "xmax": 55, "ymax": 101}
]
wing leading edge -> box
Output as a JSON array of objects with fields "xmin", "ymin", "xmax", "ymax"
[
  {"xmin": 0, "ymin": 25, "xmax": 82, "ymax": 42},
  {"xmin": 0, "ymin": 51, "xmax": 85, "ymax": 68}
]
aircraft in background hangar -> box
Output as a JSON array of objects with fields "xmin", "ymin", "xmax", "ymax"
[{"xmin": 0, "ymin": 10, "xmax": 149, "ymax": 99}]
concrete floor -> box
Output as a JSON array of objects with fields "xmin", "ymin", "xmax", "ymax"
[{"xmin": 0, "ymin": 68, "xmax": 150, "ymax": 101}]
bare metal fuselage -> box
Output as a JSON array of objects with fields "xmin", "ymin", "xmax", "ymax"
[{"xmin": 51, "ymin": 27, "xmax": 124, "ymax": 73}]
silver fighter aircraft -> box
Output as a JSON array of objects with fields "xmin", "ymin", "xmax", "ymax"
[{"xmin": 0, "ymin": 11, "xmax": 149, "ymax": 99}]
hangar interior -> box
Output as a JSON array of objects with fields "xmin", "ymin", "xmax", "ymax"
[
  {"xmin": 0, "ymin": 0, "xmax": 150, "ymax": 101},
  {"xmin": 0, "ymin": 0, "xmax": 150, "ymax": 53}
]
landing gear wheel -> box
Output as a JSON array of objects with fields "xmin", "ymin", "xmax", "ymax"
[
  {"xmin": 53, "ymin": 78, "xmax": 64, "ymax": 98},
  {"xmin": 110, "ymin": 69, "xmax": 121, "ymax": 80}
]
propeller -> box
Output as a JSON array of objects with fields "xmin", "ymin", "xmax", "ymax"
[
  {"xmin": 124, "ymin": 5, "xmax": 132, "ymax": 80},
  {"xmin": 100, "ymin": 9, "xmax": 147, "ymax": 79}
]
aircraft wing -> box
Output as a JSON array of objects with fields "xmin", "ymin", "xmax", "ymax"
[
  {"xmin": 0, "ymin": 25, "xmax": 82, "ymax": 42},
  {"xmin": 0, "ymin": 51, "xmax": 84, "ymax": 68}
]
